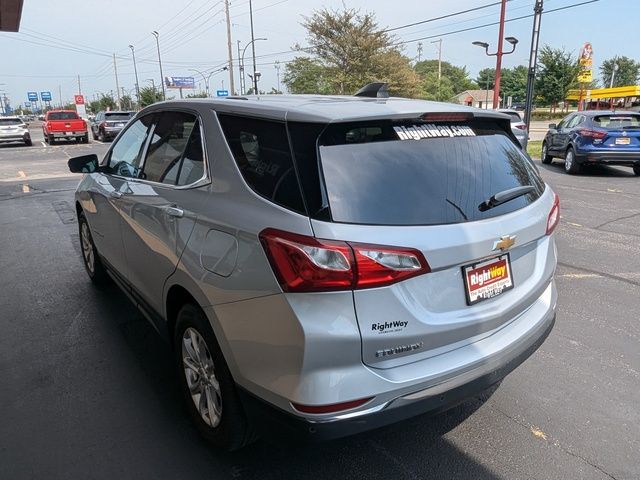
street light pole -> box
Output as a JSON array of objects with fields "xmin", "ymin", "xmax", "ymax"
[
  {"xmin": 189, "ymin": 69, "xmax": 214, "ymax": 97},
  {"xmin": 274, "ymin": 60, "xmax": 281, "ymax": 93},
  {"xmin": 249, "ymin": 0, "xmax": 259, "ymax": 94},
  {"xmin": 609, "ymin": 59, "xmax": 619, "ymax": 89},
  {"xmin": 524, "ymin": 0, "xmax": 543, "ymax": 130},
  {"xmin": 129, "ymin": 44, "xmax": 141, "ymax": 109},
  {"xmin": 152, "ymin": 31, "xmax": 166, "ymax": 100},
  {"xmin": 237, "ymin": 40, "xmax": 244, "ymax": 95},
  {"xmin": 241, "ymin": 38, "xmax": 267, "ymax": 95},
  {"xmin": 472, "ymin": 0, "xmax": 518, "ymax": 109}
]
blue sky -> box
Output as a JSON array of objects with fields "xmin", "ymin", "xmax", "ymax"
[{"xmin": 0, "ymin": 0, "xmax": 636, "ymax": 108}]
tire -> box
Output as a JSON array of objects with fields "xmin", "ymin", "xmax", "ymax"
[
  {"xmin": 78, "ymin": 212, "xmax": 110, "ymax": 286},
  {"xmin": 541, "ymin": 141, "xmax": 553, "ymax": 164},
  {"xmin": 634, "ymin": 165, "xmax": 640, "ymax": 176},
  {"xmin": 48, "ymin": 135, "xmax": 55, "ymax": 145},
  {"xmin": 43, "ymin": 133, "xmax": 48, "ymax": 144},
  {"xmin": 83, "ymin": 134, "xmax": 90, "ymax": 144},
  {"xmin": 174, "ymin": 304, "xmax": 254, "ymax": 451},
  {"xmin": 564, "ymin": 147, "xmax": 581, "ymax": 174},
  {"xmin": 24, "ymin": 137, "xmax": 32, "ymax": 147},
  {"xmin": 98, "ymin": 130, "xmax": 105, "ymax": 142},
  {"xmin": 92, "ymin": 129, "xmax": 98, "ymax": 140}
]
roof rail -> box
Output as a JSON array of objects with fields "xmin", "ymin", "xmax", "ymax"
[{"xmin": 354, "ymin": 82, "xmax": 389, "ymax": 98}]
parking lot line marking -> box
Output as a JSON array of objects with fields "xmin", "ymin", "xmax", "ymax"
[
  {"xmin": 18, "ymin": 170, "xmax": 26, "ymax": 178},
  {"xmin": 22, "ymin": 184, "xmax": 30, "ymax": 193},
  {"xmin": 40, "ymin": 142, "xmax": 46, "ymax": 147},
  {"xmin": 530, "ymin": 426, "xmax": 548, "ymax": 440},
  {"xmin": 566, "ymin": 222, "xmax": 582, "ymax": 227},
  {"xmin": 559, "ymin": 273, "xmax": 601, "ymax": 279}
]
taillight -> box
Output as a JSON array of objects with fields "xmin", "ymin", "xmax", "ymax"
[
  {"xmin": 579, "ymin": 128, "xmax": 606, "ymax": 139},
  {"xmin": 546, "ymin": 193, "xmax": 560, "ymax": 235},
  {"xmin": 515, "ymin": 124, "xmax": 527, "ymax": 130},
  {"xmin": 259, "ymin": 228, "xmax": 431, "ymax": 292}
]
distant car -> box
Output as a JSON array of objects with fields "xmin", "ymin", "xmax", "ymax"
[
  {"xmin": 43, "ymin": 110, "xmax": 88, "ymax": 144},
  {"xmin": 511, "ymin": 102, "xmax": 526, "ymax": 111},
  {"xmin": 498, "ymin": 109, "xmax": 528, "ymax": 149},
  {"xmin": 91, "ymin": 111, "xmax": 135, "ymax": 142},
  {"xmin": 542, "ymin": 110, "xmax": 640, "ymax": 175},
  {"xmin": 0, "ymin": 116, "xmax": 32, "ymax": 146}
]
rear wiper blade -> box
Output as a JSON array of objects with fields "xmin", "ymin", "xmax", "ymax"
[{"xmin": 478, "ymin": 185, "xmax": 535, "ymax": 212}]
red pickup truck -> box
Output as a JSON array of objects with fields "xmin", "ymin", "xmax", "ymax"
[{"xmin": 43, "ymin": 110, "xmax": 88, "ymax": 144}]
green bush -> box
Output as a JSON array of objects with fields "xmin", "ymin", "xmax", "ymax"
[{"xmin": 531, "ymin": 111, "xmax": 565, "ymax": 121}]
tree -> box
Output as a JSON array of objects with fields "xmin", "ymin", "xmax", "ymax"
[
  {"xmin": 139, "ymin": 86, "xmax": 159, "ymax": 107},
  {"xmin": 475, "ymin": 68, "xmax": 496, "ymax": 90},
  {"xmin": 535, "ymin": 46, "xmax": 580, "ymax": 111},
  {"xmin": 186, "ymin": 91, "xmax": 209, "ymax": 98},
  {"xmin": 283, "ymin": 57, "xmax": 331, "ymax": 94},
  {"xmin": 415, "ymin": 60, "xmax": 476, "ymax": 95},
  {"xmin": 286, "ymin": 7, "xmax": 420, "ymax": 97},
  {"xmin": 420, "ymin": 70, "xmax": 455, "ymax": 101},
  {"xmin": 500, "ymin": 65, "xmax": 528, "ymax": 103},
  {"xmin": 88, "ymin": 94, "xmax": 116, "ymax": 113},
  {"xmin": 600, "ymin": 56, "xmax": 640, "ymax": 88},
  {"xmin": 120, "ymin": 95, "xmax": 135, "ymax": 110}
]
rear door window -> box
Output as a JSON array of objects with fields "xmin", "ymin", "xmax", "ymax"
[
  {"xmin": 317, "ymin": 119, "xmax": 544, "ymax": 226},
  {"xmin": 218, "ymin": 114, "xmax": 305, "ymax": 214},
  {"xmin": 139, "ymin": 111, "xmax": 200, "ymax": 185},
  {"xmin": 593, "ymin": 114, "xmax": 640, "ymax": 128}
]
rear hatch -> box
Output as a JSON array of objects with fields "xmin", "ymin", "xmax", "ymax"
[
  {"xmin": 305, "ymin": 114, "xmax": 557, "ymax": 369},
  {"xmin": 104, "ymin": 112, "xmax": 134, "ymax": 129},
  {"xmin": 588, "ymin": 113, "xmax": 640, "ymax": 149},
  {"xmin": 0, "ymin": 118, "xmax": 25, "ymax": 134}
]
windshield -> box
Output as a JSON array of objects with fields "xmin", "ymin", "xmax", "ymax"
[
  {"xmin": 105, "ymin": 112, "xmax": 134, "ymax": 121},
  {"xmin": 0, "ymin": 118, "xmax": 23, "ymax": 126},
  {"xmin": 48, "ymin": 112, "xmax": 79, "ymax": 120},
  {"xmin": 593, "ymin": 114, "xmax": 640, "ymax": 128},
  {"xmin": 318, "ymin": 121, "xmax": 544, "ymax": 226}
]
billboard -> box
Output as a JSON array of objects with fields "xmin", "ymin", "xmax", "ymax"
[
  {"xmin": 27, "ymin": 92, "xmax": 38, "ymax": 102},
  {"xmin": 164, "ymin": 76, "xmax": 195, "ymax": 89},
  {"xmin": 578, "ymin": 42, "xmax": 593, "ymax": 84},
  {"xmin": 41, "ymin": 91, "xmax": 52, "ymax": 102}
]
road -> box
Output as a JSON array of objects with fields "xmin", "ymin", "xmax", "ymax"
[{"xmin": 0, "ymin": 126, "xmax": 638, "ymax": 480}]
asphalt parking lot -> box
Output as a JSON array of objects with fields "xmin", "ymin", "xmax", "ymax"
[{"xmin": 0, "ymin": 125, "xmax": 638, "ymax": 480}]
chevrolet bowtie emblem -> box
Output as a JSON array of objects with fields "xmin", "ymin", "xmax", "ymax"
[{"xmin": 493, "ymin": 235, "xmax": 516, "ymax": 251}]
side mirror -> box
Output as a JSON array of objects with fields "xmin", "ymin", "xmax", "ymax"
[
  {"xmin": 68, "ymin": 154, "xmax": 100, "ymax": 173},
  {"xmin": 548, "ymin": 123, "xmax": 557, "ymax": 130}
]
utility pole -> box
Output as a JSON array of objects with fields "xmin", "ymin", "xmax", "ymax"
[
  {"xmin": 431, "ymin": 39, "xmax": 442, "ymax": 100},
  {"xmin": 249, "ymin": 0, "xmax": 259, "ymax": 94},
  {"xmin": 152, "ymin": 31, "xmax": 166, "ymax": 100},
  {"xmin": 129, "ymin": 45, "xmax": 141, "ymax": 108},
  {"xmin": 493, "ymin": 0, "xmax": 507, "ymax": 109},
  {"xmin": 524, "ymin": 0, "xmax": 543, "ymax": 129},
  {"xmin": 609, "ymin": 58, "xmax": 619, "ymax": 89},
  {"xmin": 274, "ymin": 61, "xmax": 281, "ymax": 93},
  {"xmin": 417, "ymin": 42, "xmax": 423, "ymax": 62},
  {"xmin": 77, "ymin": 75, "xmax": 81, "ymax": 94},
  {"xmin": 58, "ymin": 85, "xmax": 62, "ymax": 108},
  {"xmin": 224, "ymin": 0, "xmax": 235, "ymax": 94},
  {"xmin": 237, "ymin": 40, "xmax": 244, "ymax": 95},
  {"xmin": 113, "ymin": 53, "xmax": 121, "ymax": 110}
]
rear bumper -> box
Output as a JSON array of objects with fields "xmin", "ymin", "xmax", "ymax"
[
  {"xmin": 0, "ymin": 133, "xmax": 29, "ymax": 142},
  {"xmin": 241, "ymin": 312, "xmax": 555, "ymax": 441},
  {"xmin": 238, "ymin": 285, "xmax": 557, "ymax": 441},
  {"xmin": 577, "ymin": 150, "xmax": 640, "ymax": 166},
  {"xmin": 51, "ymin": 131, "xmax": 87, "ymax": 138}
]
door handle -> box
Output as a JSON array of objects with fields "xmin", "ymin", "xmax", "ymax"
[
  {"xmin": 165, "ymin": 206, "xmax": 184, "ymax": 218},
  {"xmin": 109, "ymin": 191, "xmax": 123, "ymax": 199}
]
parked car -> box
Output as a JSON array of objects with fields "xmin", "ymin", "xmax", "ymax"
[
  {"xmin": 498, "ymin": 109, "xmax": 528, "ymax": 149},
  {"xmin": 542, "ymin": 110, "xmax": 640, "ymax": 175},
  {"xmin": 68, "ymin": 87, "xmax": 559, "ymax": 450},
  {"xmin": 0, "ymin": 116, "xmax": 32, "ymax": 146},
  {"xmin": 91, "ymin": 110, "xmax": 135, "ymax": 142},
  {"xmin": 43, "ymin": 110, "xmax": 88, "ymax": 144}
]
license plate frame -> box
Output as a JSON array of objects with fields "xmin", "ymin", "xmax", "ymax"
[
  {"xmin": 462, "ymin": 254, "xmax": 514, "ymax": 306},
  {"xmin": 615, "ymin": 137, "xmax": 630, "ymax": 145}
]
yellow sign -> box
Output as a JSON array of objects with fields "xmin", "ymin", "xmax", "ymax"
[{"xmin": 578, "ymin": 70, "xmax": 593, "ymax": 83}]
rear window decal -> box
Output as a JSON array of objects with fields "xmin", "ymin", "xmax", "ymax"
[{"xmin": 394, "ymin": 124, "xmax": 476, "ymax": 140}]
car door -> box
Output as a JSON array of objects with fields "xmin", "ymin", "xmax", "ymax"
[
  {"xmin": 550, "ymin": 114, "xmax": 574, "ymax": 153},
  {"xmin": 86, "ymin": 115, "xmax": 154, "ymax": 278},
  {"xmin": 118, "ymin": 110, "xmax": 207, "ymax": 315}
]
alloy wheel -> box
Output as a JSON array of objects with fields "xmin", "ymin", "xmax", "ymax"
[
  {"xmin": 80, "ymin": 222, "xmax": 95, "ymax": 274},
  {"xmin": 181, "ymin": 327, "xmax": 223, "ymax": 428}
]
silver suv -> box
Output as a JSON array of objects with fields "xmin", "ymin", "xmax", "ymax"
[{"xmin": 68, "ymin": 89, "xmax": 559, "ymax": 450}]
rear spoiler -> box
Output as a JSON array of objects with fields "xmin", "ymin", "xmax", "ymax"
[{"xmin": 354, "ymin": 83, "xmax": 389, "ymax": 99}]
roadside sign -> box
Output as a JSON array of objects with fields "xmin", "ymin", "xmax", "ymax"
[
  {"xmin": 25, "ymin": 102, "xmax": 31, "ymax": 108},
  {"xmin": 577, "ymin": 70, "xmax": 593, "ymax": 83},
  {"xmin": 74, "ymin": 94, "xmax": 85, "ymax": 105},
  {"xmin": 216, "ymin": 90, "xmax": 229, "ymax": 97},
  {"xmin": 41, "ymin": 91, "xmax": 52, "ymax": 102},
  {"xmin": 164, "ymin": 76, "xmax": 195, "ymax": 89},
  {"xmin": 27, "ymin": 92, "xmax": 38, "ymax": 102}
]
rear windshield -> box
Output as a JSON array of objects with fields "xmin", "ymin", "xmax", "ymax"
[
  {"xmin": 0, "ymin": 118, "xmax": 23, "ymax": 125},
  {"xmin": 593, "ymin": 114, "xmax": 640, "ymax": 128},
  {"xmin": 105, "ymin": 112, "xmax": 134, "ymax": 121},
  {"xmin": 504, "ymin": 111, "xmax": 522, "ymax": 123},
  {"xmin": 48, "ymin": 112, "xmax": 79, "ymax": 120},
  {"xmin": 317, "ymin": 120, "xmax": 544, "ymax": 226}
]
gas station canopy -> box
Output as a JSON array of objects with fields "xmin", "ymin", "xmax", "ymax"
[{"xmin": 0, "ymin": 0, "xmax": 23, "ymax": 32}]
